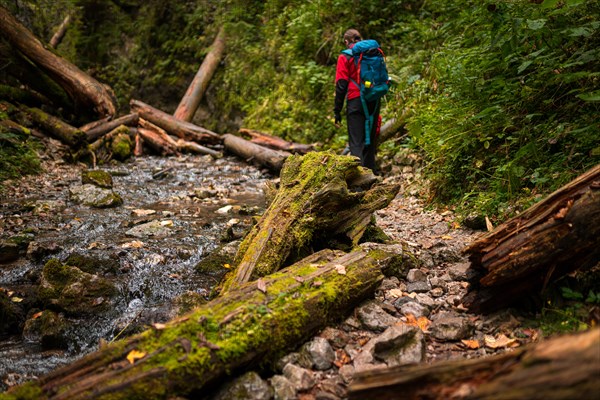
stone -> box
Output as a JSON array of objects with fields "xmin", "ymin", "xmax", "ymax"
[
  {"xmin": 415, "ymin": 293, "xmax": 435, "ymax": 308},
  {"xmin": 406, "ymin": 269, "xmax": 427, "ymax": 282},
  {"xmin": 319, "ymin": 376, "xmax": 347, "ymax": 398},
  {"xmin": 316, "ymin": 391, "xmax": 340, "ymax": 400},
  {"xmin": 378, "ymin": 277, "xmax": 399, "ymax": 291},
  {"xmin": 22, "ymin": 310, "xmax": 69, "ymax": 349},
  {"xmin": 448, "ymin": 262, "xmax": 473, "ymax": 281},
  {"xmin": 283, "ymin": 363, "xmax": 316, "ymax": 391},
  {"xmin": 211, "ymin": 371, "xmax": 273, "ymax": 400},
  {"xmin": 125, "ymin": 220, "xmax": 173, "ymax": 238},
  {"xmin": 430, "ymin": 287, "xmax": 444, "ymax": 298},
  {"xmin": 69, "ymin": 184, "xmax": 123, "ymax": 208},
  {"xmin": 342, "ymin": 316, "xmax": 362, "ymax": 331},
  {"xmin": 26, "ymin": 240, "xmax": 62, "ymax": 261},
  {"xmin": 356, "ymin": 300, "xmax": 399, "ymax": 332},
  {"xmin": 406, "ymin": 280, "xmax": 431, "ymax": 293},
  {"xmin": 271, "ymin": 375, "xmax": 296, "ymax": 400},
  {"xmin": 0, "ymin": 241, "xmax": 20, "ymax": 263},
  {"xmin": 304, "ymin": 337, "xmax": 336, "ymax": 370},
  {"xmin": 276, "ymin": 351, "xmax": 313, "ymax": 371},
  {"xmin": 31, "ymin": 200, "xmax": 65, "ymax": 215},
  {"xmin": 64, "ymin": 252, "xmax": 120, "ymax": 275},
  {"xmin": 399, "ymin": 301, "xmax": 430, "ymax": 318},
  {"xmin": 319, "ymin": 327, "xmax": 350, "ymax": 349},
  {"xmin": 372, "ymin": 325, "xmax": 426, "ymax": 367},
  {"xmin": 430, "ymin": 312, "xmax": 475, "ymax": 341},
  {"xmin": 338, "ymin": 364, "xmax": 355, "ymax": 384},
  {"xmin": 82, "ymin": 169, "xmax": 113, "ymax": 188},
  {"xmin": 111, "ymin": 133, "xmax": 132, "ymax": 161},
  {"xmin": 0, "ymin": 291, "xmax": 23, "ymax": 336}
]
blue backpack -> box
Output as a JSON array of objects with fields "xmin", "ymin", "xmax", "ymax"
[{"xmin": 342, "ymin": 39, "xmax": 390, "ymax": 145}]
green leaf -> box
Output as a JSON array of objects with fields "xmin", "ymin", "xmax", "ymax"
[
  {"xmin": 518, "ymin": 60, "xmax": 533, "ymax": 74},
  {"xmin": 577, "ymin": 91, "xmax": 600, "ymax": 102},
  {"xmin": 527, "ymin": 19, "xmax": 546, "ymax": 30},
  {"xmin": 541, "ymin": 0, "xmax": 560, "ymax": 9}
]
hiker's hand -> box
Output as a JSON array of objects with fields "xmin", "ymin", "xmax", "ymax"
[{"xmin": 334, "ymin": 112, "xmax": 341, "ymax": 127}]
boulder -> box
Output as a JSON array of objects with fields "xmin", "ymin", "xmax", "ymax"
[
  {"xmin": 69, "ymin": 184, "xmax": 123, "ymax": 208},
  {"xmin": 81, "ymin": 169, "xmax": 113, "ymax": 188},
  {"xmin": 22, "ymin": 310, "xmax": 69, "ymax": 349},
  {"xmin": 356, "ymin": 301, "xmax": 399, "ymax": 332},
  {"xmin": 211, "ymin": 371, "xmax": 273, "ymax": 400}
]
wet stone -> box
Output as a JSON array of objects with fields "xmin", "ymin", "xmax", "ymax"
[
  {"xmin": 399, "ymin": 301, "xmax": 430, "ymax": 318},
  {"xmin": 406, "ymin": 280, "xmax": 431, "ymax": 293},
  {"xmin": 125, "ymin": 220, "xmax": 173, "ymax": 238},
  {"xmin": 22, "ymin": 310, "xmax": 69, "ymax": 350},
  {"xmin": 276, "ymin": 351, "xmax": 313, "ymax": 371},
  {"xmin": 26, "ymin": 240, "xmax": 62, "ymax": 261},
  {"xmin": 319, "ymin": 327, "xmax": 350, "ymax": 349},
  {"xmin": 0, "ymin": 241, "xmax": 20, "ymax": 263},
  {"xmin": 338, "ymin": 364, "xmax": 355, "ymax": 384},
  {"xmin": 372, "ymin": 325, "xmax": 426, "ymax": 367},
  {"xmin": 378, "ymin": 277, "xmax": 399, "ymax": 291},
  {"xmin": 211, "ymin": 371, "xmax": 273, "ymax": 400},
  {"xmin": 304, "ymin": 337, "xmax": 336, "ymax": 370},
  {"xmin": 430, "ymin": 312, "xmax": 475, "ymax": 341},
  {"xmin": 356, "ymin": 300, "xmax": 399, "ymax": 332},
  {"xmin": 270, "ymin": 375, "xmax": 296, "ymax": 400},
  {"xmin": 69, "ymin": 184, "xmax": 123, "ymax": 208},
  {"xmin": 283, "ymin": 363, "xmax": 315, "ymax": 391},
  {"xmin": 81, "ymin": 170, "xmax": 113, "ymax": 189},
  {"xmin": 406, "ymin": 269, "xmax": 427, "ymax": 282}
]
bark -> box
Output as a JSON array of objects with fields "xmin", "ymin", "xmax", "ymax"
[
  {"xmin": 85, "ymin": 113, "xmax": 139, "ymax": 142},
  {"xmin": 462, "ymin": 164, "xmax": 600, "ymax": 313},
  {"xmin": 134, "ymin": 132, "xmax": 143, "ymax": 157},
  {"xmin": 239, "ymin": 128, "xmax": 314, "ymax": 154},
  {"xmin": 79, "ymin": 116, "xmax": 111, "ymax": 133},
  {"xmin": 130, "ymin": 99, "xmax": 221, "ymax": 144},
  {"xmin": 173, "ymin": 27, "xmax": 226, "ymax": 122},
  {"xmin": 349, "ymin": 328, "xmax": 600, "ymax": 400},
  {"xmin": 175, "ymin": 138, "xmax": 222, "ymax": 158},
  {"xmin": 4, "ymin": 245, "xmax": 402, "ymax": 400},
  {"xmin": 89, "ymin": 125, "xmax": 133, "ymax": 153},
  {"xmin": 21, "ymin": 106, "xmax": 86, "ymax": 147},
  {"xmin": 222, "ymin": 133, "xmax": 290, "ymax": 172},
  {"xmin": 220, "ymin": 152, "xmax": 400, "ymax": 293},
  {"xmin": 49, "ymin": 14, "xmax": 72, "ymax": 49},
  {"xmin": 137, "ymin": 120, "xmax": 179, "ymax": 156},
  {"xmin": 0, "ymin": 119, "xmax": 30, "ymax": 135},
  {"xmin": 0, "ymin": 6, "xmax": 116, "ymax": 116}
]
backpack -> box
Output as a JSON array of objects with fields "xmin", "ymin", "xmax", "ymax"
[{"xmin": 342, "ymin": 39, "xmax": 390, "ymax": 145}]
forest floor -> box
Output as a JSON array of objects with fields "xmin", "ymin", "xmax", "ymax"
[{"xmin": 0, "ymin": 140, "xmax": 545, "ymax": 399}]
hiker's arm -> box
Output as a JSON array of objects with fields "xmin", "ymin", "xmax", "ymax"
[{"xmin": 334, "ymin": 55, "xmax": 349, "ymax": 121}]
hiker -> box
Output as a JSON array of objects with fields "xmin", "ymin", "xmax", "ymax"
[{"xmin": 334, "ymin": 28, "xmax": 381, "ymax": 173}]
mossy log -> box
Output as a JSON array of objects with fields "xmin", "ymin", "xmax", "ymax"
[
  {"xmin": 130, "ymin": 99, "xmax": 221, "ymax": 145},
  {"xmin": 0, "ymin": 84, "xmax": 50, "ymax": 107},
  {"xmin": 85, "ymin": 113, "xmax": 139, "ymax": 142},
  {"xmin": 2, "ymin": 245, "xmax": 401, "ymax": 400},
  {"xmin": 463, "ymin": 164, "xmax": 600, "ymax": 313},
  {"xmin": 89, "ymin": 125, "xmax": 133, "ymax": 153},
  {"xmin": 239, "ymin": 128, "xmax": 315, "ymax": 154},
  {"xmin": 173, "ymin": 27, "xmax": 226, "ymax": 122},
  {"xmin": 349, "ymin": 328, "xmax": 600, "ymax": 400},
  {"xmin": 221, "ymin": 152, "xmax": 400, "ymax": 293},
  {"xmin": 0, "ymin": 6, "xmax": 116, "ymax": 116},
  {"xmin": 223, "ymin": 133, "xmax": 290, "ymax": 172},
  {"xmin": 21, "ymin": 106, "xmax": 86, "ymax": 147}
]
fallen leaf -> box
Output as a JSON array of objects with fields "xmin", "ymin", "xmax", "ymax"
[
  {"xmin": 484, "ymin": 334, "xmax": 517, "ymax": 349},
  {"xmin": 312, "ymin": 280, "xmax": 323, "ymax": 288},
  {"xmin": 32, "ymin": 311, "xmax": 43, "ymax": 319},
  {"xmin": 153, "ymin": 323, "xmax": 167, "ymax": 330},
  {"xmin": 461, "ymin": 339, "xmax": 480, "ymax": 349},
  {"xmin": 11, "ymin": 296, "xmax": 23, "ymax": 303},
  {"xmin": 257, "ymin": 279, "xmax": 267, "ymax": 293},
  {"xmin": 405, "ymin": 313, "xmax": 431, "ymax": 332},
  {"xmin": 441, "ymin": 235, "xmax": 453, "ymax": 240},
  {"xmin": 180, "ymin": 338, "xmax": 192, "ymax": 353},
  {"xmin": 387, "ymin": 288, "xmax": 403, "ymax": 298},
  {"xmin": 333, "ymin": 349, "xmax": 351, "ymax": 368},
  {"xmin": 121, "ymin": 240, "xmax": 144, "ymax": 249},
  {"xmin": 485, "ymin": 216, "xmax": 494, "ymax": 232},
  {"xmin": 223, "ymin": 263, "xmax": 232, "ymax": 269},
  {"xmin": 335, "ymin": 264, "xmax": 347, "ymax": 275},
  {"xmin": 126, "ymin": 349, "xmax": 147, "ymax": 364}
]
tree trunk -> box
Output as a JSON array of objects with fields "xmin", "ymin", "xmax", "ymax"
[
  {"xmin": 173, "ymin": 27, "xmax": 226, "ymax": 122},
  {"xmin": 175, "ymin": 138, "xmax": 222, "ymax": 158},
  {"xmin": 220, "ymin": 152, "xmax": 400, "ymax": 293},
  {"xmin": 462, "ymin": 164, "xmax": 600, "ymax": 313},
  {"xmin": 349, "ymin": 328, "xmax": 600, "ymax": 400},
  {"xmin": 239, "ymin": 128, "xmax": 314, "ymax": 154},
  {"xmin": 21, "ymin": 106, "xmax": 86, "ymax": 147},
  {"xmin": 0, "ymin": 6, "xmax": 116, "ymax": 117},
  {"xmin": 130, "ymin": 99, "xmax": 221, "ymax": 144},
  {"xmin": 49, "ymin": 14, "xmax": 72, "ymax": 49},
  {"xmin": 85, "ymin": 113, "xmax": 139, "ymax": 142},
  {"xmin": 5, "ymin": 245, "xmax": 401, "ymax": 400},
  {"xmin": 222, "ymin": 133, "xmax": 290, "ymax": 172}
]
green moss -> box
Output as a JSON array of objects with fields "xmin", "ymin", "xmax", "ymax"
[
  {"xmin": 82, "ymin": 169, "xmax": 114, "ymax": 189},
  {"xmin": 0, "ymin": 382, "xmax": 46, "ymax": 400},
  {"xmin": 110, "ymin": 133, "xmax": 132, "ymax": 161}
]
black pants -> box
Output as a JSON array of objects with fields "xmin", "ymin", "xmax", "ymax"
[{"xmin": 347, "ymin": 97, "xmax": 379, "ymax": 172}]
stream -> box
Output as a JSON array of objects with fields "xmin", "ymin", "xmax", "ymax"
[{"xmin": 0, "ymin": 154, "xmax": 270, "ymax": 390}]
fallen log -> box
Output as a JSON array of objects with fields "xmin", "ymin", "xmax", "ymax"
[
  {"xmin": 137, "ymin": 125, "xmax": 179, "ymax": 157},
  {"xmin": 0, "ymin": 6, "xmax": 116, "ymax": 116},
  {"xmin": 349, "ymin": 328, "xmax": 600, "ymax": 400},
  {"xmin": 21, "ymin": 106, "xmax": 86, "ymax": 147},
  {"xmin": 134, "ymin": 132, "xmax": 143, "ymax": 157},
  {"xmin": 49, "ymin": 14, "xmax": 72, "ymax": 49},
  {"xmin": 130, "ymin": 99, "xmax": 221, "ymax": 144},
  {"xmin": 220, "ymin": 152, "xmax": 400, "ymax": 293},
  {"xmin": 223, "ymin": 133, "xmax": 289, "ymax": 172},
  {"xmin": 173, "ymin": 27, "xmax": 226, "ymax": 122},
  {"xmin": 79, "ymin": 116, "xmax": 111, "ymax": 132},
  {"xmin": 0, "ymin": 84, "xmax": 50, "ymax": 107},
  {"xmin": 463, "ymin": 164, "xmax": 600, "ymax": 313},
  {"xmin": 239, "ymin": 128, "xmax": 314, "ymax": 154},
  {"xmin": 4, "ymin": 245, "xmax": 401, "ymax": 400},
  {"xmin": 85, "ymin": 113, "xmax": 139, "ymax": 142},
  {"xmin": 175, "ymin": 138, "xmax": 222, "ymax": 158}
]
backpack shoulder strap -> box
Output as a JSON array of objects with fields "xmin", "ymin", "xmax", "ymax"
[{"xmin": 341, "ymin": 49, "xmax": 353, "ymax": 57}]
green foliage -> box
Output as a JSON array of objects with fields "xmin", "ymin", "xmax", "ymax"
[{"xmin": 0, "ymin": 125, "xmax": 41, "ymax": 187}]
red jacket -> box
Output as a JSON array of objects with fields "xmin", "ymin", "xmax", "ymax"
[{"xmin": 335, "ymin": 51, "xmax": 360, "ymax": 101}]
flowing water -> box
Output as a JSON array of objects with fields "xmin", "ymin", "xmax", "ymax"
[{"xmin": 0, "ymin": 154, "xmax": 270, "ymax": 390}]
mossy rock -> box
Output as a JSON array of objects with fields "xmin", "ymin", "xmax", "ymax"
[
  {"xmin": 37, "ymin": 258, "xmax": 118, "ymax": 316},
  {"xmin": 0, "ymin": 241, "xmax": 20, "ymax": 263},
  {"xmin": 69, "ymin": 184, "xmax": 123, "ymax": 208},
  {"xmin": 359, "ymin": 218, "xmax": 392, "ymax": 244},
  {"xmin": 82, "ymin": 169, "xmax": 113, "ymax": 189},
  {"xmin": 64, "ymin": 252, "xmax": 120, "ymax": 275},
  {"xmin": 22, "ymin": 310, "xmax": 69, "ymax": 350},
  {"xmin": 174, "ymin": 291, "xmax": 207, "ymax": 316},
  {"xmin": 195, "ymin": 241, "xmax": 239, "ymax": 277},
  {"xmin": 0, "ymin": 291, "xmax": 24, "ymax": 337},
  {"xmin": 110, "ymin": 133, "xmax": 132, "ymax": 161}
]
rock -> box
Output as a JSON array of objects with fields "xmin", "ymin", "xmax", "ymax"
[
  {"xmin": 0, "ymin": 241, "xmax": 20, "ymax": 263},
  {"xmin": 342, "ymin": 316, "xmax": 362, "ymax": 331},
  {"xmin": 110, "ymin": 133, "xmax": 132, "ymax": 161},
  {"xmin": 430, "ymin": 312, "xmax": 475, "ymax": 341},
  {"xmin": 429, "ymin": 276, "xmax": 448, "ymax": 290},
  {"xmin": 31, "ymin": 200, "xmax": 65, "ymax": 215},
  {"xmin": 462, "ymin": 213, "xmax": 487, "ymax": 230},
  {"xmin": 26, "ymin": 240, "xmax": 62, "ymax": 261},
  {"xmin": 0, "ymin": 291, "xmax": 23, "ymax": 336},
  {"xmin": 195, "ymin": 240, "xmax": 240, "ymax": 280},
  {"xmin": 378, "ymin": 277, "xmax": 399, "ymax": 291},
  {"xmin": 430, "ymin": 287, "xmax": 444, "ymax": 298},
  {"xmin": 406, "ymin": 269, "xmax": 427, "ymax": 282},
  {"xmin": 276, "ymin": 351, "xmax": 313, "ymax": 371},
  {"xmin": 338, "ymin": 364, "xmax": 355, "ymax": 384},
  {"xmin": 81, "ymin": 169, "xmax": 113, "ymax": 188},
  {"xmin": 319, "ymin": 376, "xmax": 347, "ymax": 398},
  {"xmin": 64, "ymin": 252, "xmax": 120, "ymax": 275},
  {"xmin": 37, "ymin": 258, "xmax": 117, "ymax": 316},
  {"xmin": 415, "ymin": 293, "xmax": 435, "ymax": 308},
  {"xmin": 125, "ymin": 220, "xmax": 173, "ymax": 238},
  {"xmin": 372, "ymin": 325, "xmax": 426, "ymax": 367},
  {"xmin": 173, "ymin": 291, "xmax": 207, "ymax": 315},
  {"xmin": 283, "ymin": 363, "xmax": 316, "ymax": 391},
  {"xmin": 406, "ymin": 280, "xmax": 431, "ymax": 293},
  {"xmin": 319, "ymin": 327, "xmax": 350, "ymax": 349},
  {"xmin": 316, "ymin": 391, "xmax": 340, "ymax": 400},
  {"xmin": 448, "ymin": 262, "xmax": 474, "ymax": 281},
  {"xmin": 211, "ymin": 371, "xmax": 273, "ymax": 400},
  {"xmin": 22, "ymin": 310, "xmax": 69, "ymax": 350},
  {"xmin": 304, "ymin": 337, "xmax": 335, "ymax": 370},
  {"xmin": 399, "ymin": 301, "xmax": 430, "ymax": 318},
  {"xmin": 69, "ymin": 184, "xmax": 123, "ymax": 208},
  {"xmin": 271, "ymin": 375, "xmax": 296, "ymax": 400},
  {"xmin": 356, "ymin": 301, "xmax": 399, "ymax": 332}
]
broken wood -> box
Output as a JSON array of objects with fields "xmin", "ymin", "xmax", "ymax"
[
  {"xmin": 222, "ymin": 133, "xmax": 289, "ymax": 172},
  {"xmin": 79, "ymin": 116, "xmax": 111, "ymax": 133},
  {"xmin": 463, "ymin": 164, "xmax": 600, "ymax": 313},
  {"xmin": 134, "ymin": 132, "xmax": 143, "ymax": 157},
  {"xmin": 89, "ymin": 125, "xmax": 133, "ymax": 153},
  {"xmin": 49, "ymin": 14, "xmax": 72, "ymax": 49},
  {"xmin": 173, "ymin": 27, "xmax": 226, "ymax": 122},
  {"xmin": 130, "ymin": 99, "xmax": 221, "ymax": 144},
  {"xmin": 220, "ymin": 152, "xmax": 400, "ymax": 293},
  {"xmin": 85, "ymin": 113, "xmax": 139, "ymax": 142},
  {"xmin": 0, "ymin": 6, "xmax": 116, "ymax": 116},
  {"xmin": 174, "ymin": 138, "xmax": 222, "ymax": 158},
  {"xmin": 349, "ymin": 328, "xmax": 600, "ymax": 400},
  {"xmin": 21, "ymin": 106, "xmax": 86, "ymax": 147},
  {"xmin": 5, "ymin": 245, "xmax": 401, "ymax": 399},
  {"xmin": 137, "ymin": 119, "xmax": 179, "ymax": 156},
  {"xmin": 239, "ymin": 128, "xmax": 314, "ymax": 154}
]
